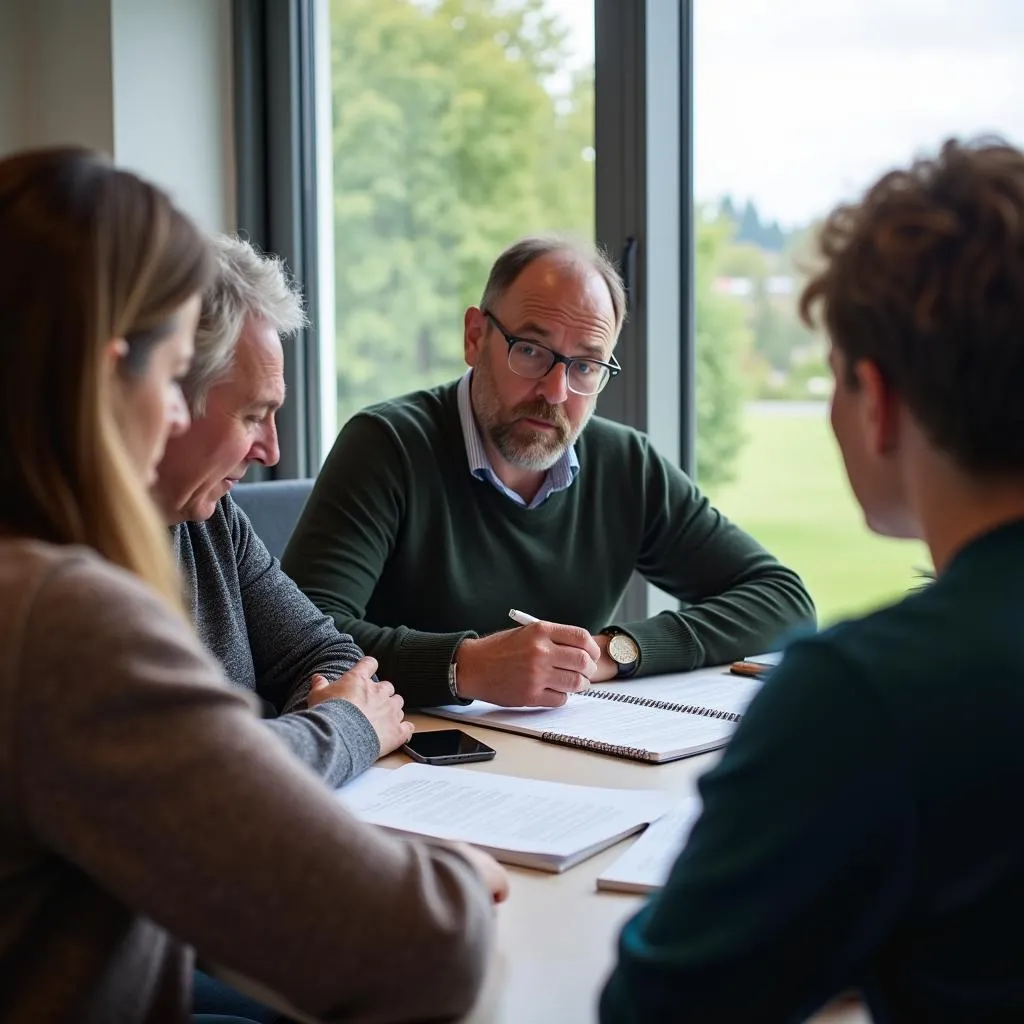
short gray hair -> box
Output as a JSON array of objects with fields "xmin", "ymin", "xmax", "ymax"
[
  {"xmin": 183, "ymin": 235, "xmax": 307, "ymax": 413},
  {"xmin": 480, "ymin": 235, "xmax": 627, "ymax": 338}
]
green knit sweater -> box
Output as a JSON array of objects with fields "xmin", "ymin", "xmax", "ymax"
[{"xmin": 283, "ymin": 381, "xmax": 815, "ymax": 707}]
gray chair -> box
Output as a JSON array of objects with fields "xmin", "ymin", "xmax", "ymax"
[{"xmin": 232, "ymin": 478, "xmax": 314, "ymax": 561}]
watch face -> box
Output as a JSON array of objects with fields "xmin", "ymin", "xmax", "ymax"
[{"xmin": 608, "ymin": 633, "xmax": 639, "ymax": 666}]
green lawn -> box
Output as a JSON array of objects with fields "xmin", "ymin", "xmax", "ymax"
[{"xmin": 704, "ymin": 405, "xmax": 930, "ymax": 626}]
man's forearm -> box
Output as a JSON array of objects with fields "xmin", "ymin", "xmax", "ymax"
[
  {"xmin": 264, "ymin": 701, "xmax": 380, "ymax": 788},
  {"xmin": 617, "ymin": 566, "xmax": 815, "ymax": 674},
  {"xmin": 250, "ymin": 613, "xmax": 365, "ymax": 715},
  {"xmin": 229, "ymin": 493, "xmax": 370, "ymax": 713},
  {"xmin": 341, "ymin": 618, "xmax": 477, "ymax": 708}
]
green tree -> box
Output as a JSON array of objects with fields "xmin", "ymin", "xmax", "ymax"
[
  {"xmin": 330, "ymin": 0, "xmax": 748, "ymax": 486},
  {"xmin": 752, "ymin": 295, "xmax": 811, "ymax": 373},
  {"xmin": 330, "ymin": 0, "xmax": 593, "ymax": 424},
  {"xmin": 712, "ymin": 211, "xmax": 817, "ymax": 382},
  {"xmin": 694, "ymin": 215, "xmax": 751, "ymax": 486},
  {"xmin": 718, "ymin": 238, "xmax": 768, "ymax": 280}
]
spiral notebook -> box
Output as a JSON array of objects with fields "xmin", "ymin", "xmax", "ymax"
[{"xmin": 426, "ymin": 668, "xmax": 761, "ymax": 764}]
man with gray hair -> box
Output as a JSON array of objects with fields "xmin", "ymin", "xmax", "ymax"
[
  {"xmin": 153, "ymin": 235, "xmax": 411, "ymax": 789},
  {"xmin": 285, "ymin": 235, "xmax": 815, "ymax": 710}
]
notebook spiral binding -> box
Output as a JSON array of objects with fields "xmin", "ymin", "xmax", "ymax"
[
  {"xmin": 584, "ymin": 688, "xmax": 742, "ymax": 723},
  {"xmin": 541, "ymin": 731, "xmax": 654, "ymax": 762}
]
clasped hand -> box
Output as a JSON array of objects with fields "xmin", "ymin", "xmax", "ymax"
[{"xmin": 307, "ymin": 656, "xmax": 413, "ymax": 757}]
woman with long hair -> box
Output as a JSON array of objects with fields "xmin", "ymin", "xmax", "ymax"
[{"xmin": 0, "ymin": 147, "xmax": 503, "ymax": 1024}]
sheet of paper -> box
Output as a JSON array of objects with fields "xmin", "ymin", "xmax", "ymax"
[
  {"xmin": 437, "ymin": 693, "xmax": 736, "ymax": 754},
  {"xmin": 597, "ymin": 795, "xmax": 703, "ymax": 893},
  {"xmin": 336, "ymin": 762, "xmax": 673, "ymax": 859},
  {"xmin": 334, "ymin": 766, "xmax": 393, "ymax": 809}
]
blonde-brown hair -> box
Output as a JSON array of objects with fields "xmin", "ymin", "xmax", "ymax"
[
  {"xmin": 800, "ymin": 136, "xmax": 1024, "ymax": 474},
  {"xmin": 0, "ymin": 147, "xmax": 214, "ymax": 609}
]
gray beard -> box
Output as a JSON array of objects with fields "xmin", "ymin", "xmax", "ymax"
[
  {"xmin": 492, "ymin": 431, "xmax": 567, "ymax": 471},
  {"xmin": 488, "ymin": 410, "xmax": 592, "ymax": 471}
]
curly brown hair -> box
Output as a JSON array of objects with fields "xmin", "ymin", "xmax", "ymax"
[{"xmin": 800, "ymin": 137, "xmax": 1024, "ymax": 475}]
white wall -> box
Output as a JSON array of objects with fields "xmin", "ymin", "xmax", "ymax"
[
  {"xmin": 111, "ymin": 0, "xmax": 235, "ymax": 233},
  {"xmin": 0, "ymin": 0, "xmax": 233, "ymax": 233},
  {"xmin": 0, "ymin": 0, "xmax": 26, "ymax": 151},
  {"xmin": 0, "ymin": 0, "xmax": 115, "ymax": 155}
]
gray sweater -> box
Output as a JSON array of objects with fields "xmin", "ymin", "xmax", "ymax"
[
  {"xmin": 172, "ymin": 495, "xmax": 378, "ymax": 787},
  {"xmin": 0, "ymin": 539, "xmax": 493, "ymax": 1023}
]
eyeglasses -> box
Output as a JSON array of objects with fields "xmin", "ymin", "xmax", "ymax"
[{"xmin": 482, "ymin": 311, "xmax": 621, "ymax": 396}]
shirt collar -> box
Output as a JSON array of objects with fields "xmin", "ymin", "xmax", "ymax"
[{"xmin": 456, "ymin": 370, "xmax": 578, "ymax": 509}]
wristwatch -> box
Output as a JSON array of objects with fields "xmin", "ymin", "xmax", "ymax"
[{"xmin": 600, "ymin": 628, "xmax": 640, "ymax": 678}]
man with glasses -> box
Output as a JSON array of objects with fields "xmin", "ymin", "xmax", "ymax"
[{"xmin": 283, "ymin": 236, "xmax": 814, "ymax": 708}]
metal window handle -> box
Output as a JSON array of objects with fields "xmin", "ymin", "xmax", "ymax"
[{"xmin": 621, "ymin": 236, "xmax": 638, "ymax": 316}]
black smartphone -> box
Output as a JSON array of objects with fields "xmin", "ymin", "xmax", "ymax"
[{"xmin": 402, "ymin": 729, "xmax": 496, "ymax": 766}]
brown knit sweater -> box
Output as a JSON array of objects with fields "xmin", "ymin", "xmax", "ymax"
[{"xmin": 0, "ymin": 540, "xmax": 493, "ymax": 1023}]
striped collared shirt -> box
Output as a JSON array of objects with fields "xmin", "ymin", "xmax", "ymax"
[{"xmin": 456, "ymin": 371, "xmax": 579, "ymax": 509}]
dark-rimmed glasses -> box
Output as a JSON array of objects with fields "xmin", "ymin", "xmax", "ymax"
[{"xmin": 483, "ymin": 311, "xmax": 621, "ymax": 396}]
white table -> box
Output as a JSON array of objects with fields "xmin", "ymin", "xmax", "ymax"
[{"xmin": 382, "ymin": 669, "xmax": 871, "ymax": 1024}]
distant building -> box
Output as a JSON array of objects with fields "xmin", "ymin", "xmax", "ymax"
[
  {"xmin": 712, "ymin": 275, "xmax": 795, "ymax": 299},
  {"xmin": 713, "ymin": 276, "xmax": 754, "ymax": 298}
]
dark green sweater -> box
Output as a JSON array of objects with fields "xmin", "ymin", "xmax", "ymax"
[
  {"xmin": 602, "ymin": 520, "xmax": 1024, "ymax": 1024},
  {"xmin": 283, "ymin": 381, "xmax": 814, "ymax": 707}
]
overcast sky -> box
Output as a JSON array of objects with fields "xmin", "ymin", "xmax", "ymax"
[{"xmin": 550, "ymin": 0, "xmax": 1024, "ymax": 227}]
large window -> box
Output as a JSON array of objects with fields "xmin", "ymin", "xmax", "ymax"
[
  {"xmin": 328, "ymin": 0, "xmax": 596, "ymax": 428},
  {"xmin": 693, "ymin": 0, "xmax": 1024, "ymax": 623}
]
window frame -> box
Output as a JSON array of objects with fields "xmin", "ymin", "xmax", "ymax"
[
  {"xmin": 238, "ymin": 1, "xmax": 693, "ymax": 623},
  {"xmin": 233, "ymin": 0, "xmax": 325, "ymax": 479},
  {"xmin": 596, "ymin": 0, "xmax": 691, "ymax": 619}
]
